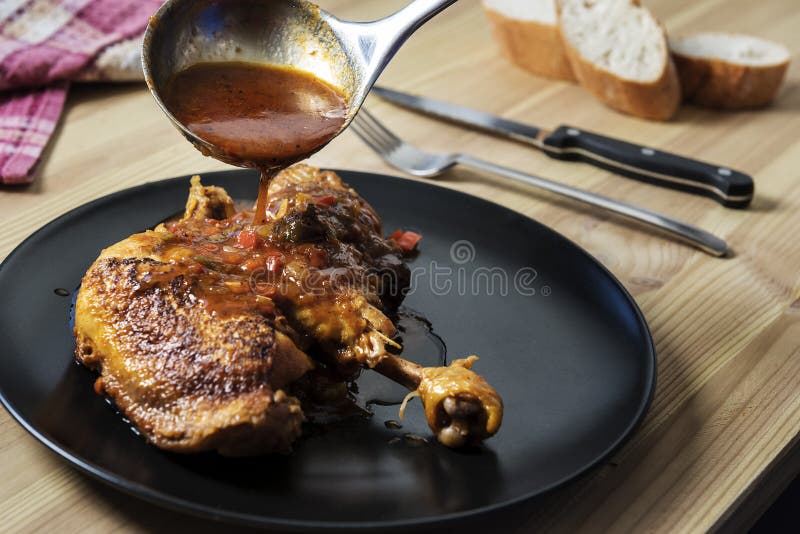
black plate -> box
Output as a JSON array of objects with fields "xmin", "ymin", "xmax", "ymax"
[{"xmin": 0, "ymin": 170, "xmax": 655, "ymax": 531}]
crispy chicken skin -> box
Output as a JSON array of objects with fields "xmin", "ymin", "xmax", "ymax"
[
  {"xmin": 75, "ymin": 179, "xmax": 313, "ymax": 456},
  {"xmin": 75, "ymin": 165, "xmax": 502, "ymax": 454}
]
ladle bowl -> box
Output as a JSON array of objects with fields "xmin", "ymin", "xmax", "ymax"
[{"xmin": 142, "ymin": 0, "xmax": 458, "ymax": 167}]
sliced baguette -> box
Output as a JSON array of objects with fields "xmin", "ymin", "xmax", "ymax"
[
  {"xmin": 482, "ymin": 0, "xmax": 576, "ymax": 82},
  {"xmin": 670, "ymin": 33, "xmax": 790, "ymax": 109},
  {"xmin": 557, "ymin": 0, "xmax": 681, "ymax": 121}
]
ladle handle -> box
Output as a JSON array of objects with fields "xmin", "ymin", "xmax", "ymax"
[
  {"xmin": 355, "ymin": 0, "xmax": 459, "ymax": 83},
  {"xmin": 380, "ymin": 0, "xmax": 459, "ymax": 38}
]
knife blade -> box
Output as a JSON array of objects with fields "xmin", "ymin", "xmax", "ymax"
[{"xmin": 372, "ymin": 86, "xmax": 754, "ymax": 208}]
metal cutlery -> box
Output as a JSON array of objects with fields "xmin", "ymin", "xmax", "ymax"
[
  {"xmin": 351, "ymin": 109, "xmax": 729, "ymax": 257},
  {"xmin": 372, "ymin": 86, "xmax": 754, "ymax": 208}
]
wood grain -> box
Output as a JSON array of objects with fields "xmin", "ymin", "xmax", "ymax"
[{"xmin": 1, "ymin": 0, "xmax": 799, "ymax": 532}]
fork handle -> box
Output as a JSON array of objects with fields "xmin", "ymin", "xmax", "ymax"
[{"xmin": 455, "ymin": 154, "xmax": 728, "ymax": 257}]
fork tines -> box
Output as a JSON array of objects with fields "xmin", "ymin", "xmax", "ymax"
[{"xmin": 350, "ymin": 108, "xmax": 402, "ymax": 154}]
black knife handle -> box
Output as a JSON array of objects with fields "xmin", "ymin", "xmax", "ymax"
[{"xmin": 541, "ymin": 126, "xmax": 754, "ymax": 208}]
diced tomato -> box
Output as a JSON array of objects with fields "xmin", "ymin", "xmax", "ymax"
[
  {"xmin": 396, "ymin": 231, "xmax": 422, "ymax": 251},
  {"xmin": 202, "ymin": 225, "xmax": 222, "ymax": 236},
  {"xmin": 265, "ymin": 252, "xmax": 284, "ymax": 273},
  {"xmin": 316, "ymin": 195, "xmax": 335, "ymax": 207},
  {"xmin": 389, "ymin": 228, "xmax": 403, "ymax": 241},
  {"xmin": 237, "ymin": 229, "xmax": 259, "ymax": 249}
]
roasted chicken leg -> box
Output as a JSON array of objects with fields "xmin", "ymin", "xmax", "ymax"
[
  {"xmin": 74, "ymin": 165, "xmax": 503, "ymax": 454},
  {"xmin": 261, "ymin": 165, "xmax": 503, "ymax": 447}
]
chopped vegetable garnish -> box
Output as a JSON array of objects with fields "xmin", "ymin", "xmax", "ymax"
[
  {"xmin": 316, "ymin": 195, "xmax": 335, "ymax": 207},
  {"xmin": 236, "ymin": 229, "xmax": 259, "ymax": 249},
  {"xmin": 223, "ymin": 280, "xmax": 249, "ymax": 294},
  {"xmin": 274, "ymin": 199, "xmax": 289, "ymax": 220},
  {"xmin": 396, "ymin": 231, "xmax": 422, "ymax": 251}
]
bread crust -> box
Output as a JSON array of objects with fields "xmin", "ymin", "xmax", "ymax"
[
  {"xmin": 483, "ymin": 3, "xmax": 576, "ymax": 82},
  {"xmin": 556, "ymin": 1, "xmax": 681, "ymax": 121},
  {"xmin": 672, "ymin": 50, "xmax": 789, "ymax": 109}
]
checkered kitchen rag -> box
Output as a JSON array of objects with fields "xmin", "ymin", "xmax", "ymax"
[{"xmin": 0, "ymin": 0, "xmax": 162, "ymax": 184}]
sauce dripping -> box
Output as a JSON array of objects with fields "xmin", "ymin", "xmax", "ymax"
[
  {"xmin": 254, "ymin": 175, "xmax": 271, "ymax": 225},
  {"xmin": 162, "ymin": 61, "xmax": 348, "ymax": 224}
]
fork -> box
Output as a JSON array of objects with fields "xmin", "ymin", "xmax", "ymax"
[{"xmin": 350, "ymin": 109, "xmax": 729, "ymax": 257}]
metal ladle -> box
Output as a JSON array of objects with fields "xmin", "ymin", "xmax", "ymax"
[{"xmin": 142, "ymin": 0, "xmax": 458, "ymax": 167}]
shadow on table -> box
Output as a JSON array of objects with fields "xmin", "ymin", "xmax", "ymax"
[
  {"xmin": 749, "ymin": 472, "xmax": 800, "ymax": 533},
  {"xmin": 79, "ymin": 470, "xmax": 535, "ymax": 534}
]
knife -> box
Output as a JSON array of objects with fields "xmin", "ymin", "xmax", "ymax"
[{"xmin": 372, "ymin": 86, "xmax": 754, "ymax": 208}]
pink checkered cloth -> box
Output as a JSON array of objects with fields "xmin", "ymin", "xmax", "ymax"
[{"xmin": 0, "ymin": 0, "xmax": 162, "ymax": 184}]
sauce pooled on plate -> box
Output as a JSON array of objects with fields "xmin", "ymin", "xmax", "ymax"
[{"xmin": 162, "ymin": 61, "xmax": 348, "ymax": 224}]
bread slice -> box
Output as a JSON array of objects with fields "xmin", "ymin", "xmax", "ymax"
[
  {"xmin": 482, "ymin": 0, "xmax": 576, "ymax": 82},
  {"xmin": 557, "ymin": 0, "xmax": 681, "ymax": 121},
  {"xmin": 670, "ymin": 33, "xmax": 790, "ymax": 109}
]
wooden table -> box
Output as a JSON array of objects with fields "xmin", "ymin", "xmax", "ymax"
[{"xmin": 1, "ymin": 0, "xmax": 799, "ymax": 531}]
